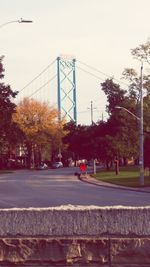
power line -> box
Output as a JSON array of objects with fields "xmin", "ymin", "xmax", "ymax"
[
  {"xmin": 78, "ymin": 110, "xmax": 90, "ymax": 114},
  {"xmin": 78, "ymin": 107, "xmax": 106, "ymax": 114}
]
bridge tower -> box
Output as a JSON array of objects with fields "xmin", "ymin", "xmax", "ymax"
[{"xmin": 57, "ymin": 56, "xmax": 77, "ymax": 123}]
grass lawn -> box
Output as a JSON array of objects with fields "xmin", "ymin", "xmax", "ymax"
[{"xmin": 93, "ymin": 166, "xmax": 150, "ymax": 187}]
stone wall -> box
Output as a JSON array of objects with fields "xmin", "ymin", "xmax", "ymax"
[{"xmin": 0, "ymin": 205, "xmax": 150, "ymax": 266}]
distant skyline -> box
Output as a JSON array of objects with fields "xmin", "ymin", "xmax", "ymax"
[{"xmin": 1, "ymin": 0, "xmax": 150, "ymax": 124}]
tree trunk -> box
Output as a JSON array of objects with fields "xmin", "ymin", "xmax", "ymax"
[
  {"xmin": 106, "ymin": 160, "xmax": 110, "ymax": 171},
  {"xmin": 26, "ymin": 143, "xmax": 32, "ymax": 169},
  {"xmin": 115, "ymin": 159, "xmax": 119, "ymax": 175}
]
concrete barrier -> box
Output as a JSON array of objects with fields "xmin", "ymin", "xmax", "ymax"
[{"xmin": 0, "ymin": 205, "xmax": 150, "ymax": 266}]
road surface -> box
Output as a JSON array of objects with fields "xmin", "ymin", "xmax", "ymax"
[{"xmin": 0, "ymin": 167, "xmax": 149, "ymax": 208}]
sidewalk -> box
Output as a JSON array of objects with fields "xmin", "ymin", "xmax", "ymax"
[{"xmin": 79, "ymin": 173, "xmax": 150, "ymax": 193}]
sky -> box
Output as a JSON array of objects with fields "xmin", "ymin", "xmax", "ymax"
[{"xmin": 1, "ymin": 0, "xmax": 150, "ymax": 125}]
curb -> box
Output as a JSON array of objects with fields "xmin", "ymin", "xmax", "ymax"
[{"xmin": 78, "ymin": 174, "xmax": 150, "ymax": 194}]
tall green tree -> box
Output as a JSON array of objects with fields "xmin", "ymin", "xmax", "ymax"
[
  {"xmin": 63, "ymin": 121, "xmax": 92, "ymax": 160},
  {"xmin": 0, "ymin": 56, "xmax": 19, "ymax": 160},
  {"xmin": 100, "ymin": 79, "xmax": 139, "ymax": 168},
  {"xmin": 144, "ymin": 133, "xmax": 150, "ymax": 169},
  {"xmin": 122, "ymin": 41, "xmax": 150, "ymax": 162},
  {"xmin": 131, "ymin": 40, "xmax": 150, "ymax": 66},
  {"xmin": 100, "ymin": 79, "xmax": 127, "ymax": 115},
  {"xmin": 63, "ymin": 41, "xmax": 150, "ymax": 172}
]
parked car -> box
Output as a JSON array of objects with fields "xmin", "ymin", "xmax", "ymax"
[
  {"xmin": 36, "ymin": 162, "xmax": 48, "ymax": 170},
  {"xmin": 52, "ymin": 161, "xmax": 63, "ymax": 168}
]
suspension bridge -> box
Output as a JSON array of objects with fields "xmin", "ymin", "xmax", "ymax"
[{"xmin": 16, "ymin": 56, "xmax": 127, "ymax": 125}]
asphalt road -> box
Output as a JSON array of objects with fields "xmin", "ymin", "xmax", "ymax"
[{"xmin": 0, "ymin": 167, "xmax": 149, "ymax": 208}]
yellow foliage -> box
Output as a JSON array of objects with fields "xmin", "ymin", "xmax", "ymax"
[{"xmin": 13, "ymin": 98, "xmax": 64, "ymax": 143}]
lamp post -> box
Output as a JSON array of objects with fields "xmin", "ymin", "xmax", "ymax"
[
  {"xmin": 115, "ymin": 64, "xmax": 144, "ymax": 186},
  {"xmin": 0, "ymin": 18, "xmax": 33, "ymax": 28},
  {"xmin": 139, "ymin": 62, "xmax": 144, "ymax": 186},
  {"xmin": 115, "ymin": 106, "xmax": 140, "ymax": 121}
]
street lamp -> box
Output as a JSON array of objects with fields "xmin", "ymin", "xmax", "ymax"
[
  {"xmin": 0, "ymin": 18, "xmax": 33, "ymax": 28},
  {"xmin": 115, "ymin": 106, "xmax": 140, "ymax": 121},
  {"xmin": 115, "ymin": 64, "xmax": 144, "ymax": 186},
  {"xmin": 139, "ymin": 62, "xmax": 144, "ymax": 186},
  {"xmin": 116, "ymin": 105, "xmax": 144, "ymax": 186}
]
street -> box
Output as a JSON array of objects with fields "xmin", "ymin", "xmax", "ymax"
[{"xmin": 0, "ymin": 167, "xmax": 149, "ymax": 208}]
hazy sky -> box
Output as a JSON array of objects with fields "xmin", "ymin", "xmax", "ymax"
[{"xmin": 1, "ymin": 0, "xmax": 150, "ymax": 124}]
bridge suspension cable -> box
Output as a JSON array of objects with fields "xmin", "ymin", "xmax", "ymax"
[
  {"xmin": 76, "ymin": 65, "xmax": 106, "ymax": 82},
  {"xmin": 77, "ymin": 59, "xmax": 128, "ymax": 87},
  {"xmin": 28, "ymin": 74, "xmax": 57, "ymax": 98},
  {"xmin": 76, "ymin": 59, "xmax": 129, "ymax": 110},
  {"xmin": 18, "ymin": 59, "xmax": 56, "ymax": 94},
  {"xmin": 16, "ymin": 56, "xmax": 129, "ymax": 124}
]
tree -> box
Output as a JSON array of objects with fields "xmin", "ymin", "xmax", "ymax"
[
  {"xmin": 122, "ymin": 41, "xmax": 150, "ymax": 169},
  {"xmin": 131, "ymin": 40, "xmax": 150, "ymax": 65},
  {"xmin": 100, "ymin": 79, "xmax": 139, "ymax": 171},
  {"xmin": 144, "ymin": 133, "xmax": 150, "ymax": 170},
  {"xmin": 13, "ymin": 97, "xmax": 65, "ymax": 168},
  {"xmin": 0, "ymin": 56, "xmax": 19, "ymax": 164},
  {"xmin": 63, "ymin": 121, "xmax": 91, "ymax": 160},
  {"xmin": 130, "ymin": 40, "xmax": 150, "ymax": 95},
  {"xmin": 63, "ymin": 41, "xmax": 150, "ymax": 173},
  {"xmin": 100, "ymin": 79, "xmax": 127, "ymax": 115},
  {"xmin": 100, "ymin": 40, "xmax": 150, "ymax": 171}
]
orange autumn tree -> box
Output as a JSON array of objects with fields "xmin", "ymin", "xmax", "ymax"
[{"xmin": 13, "ymin": 97, "xmax": 65, "ymax": 168}]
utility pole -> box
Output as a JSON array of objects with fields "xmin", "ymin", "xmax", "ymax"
[
  {"xmin": 88, "ymin": 101, "xmax": 96, "ymax": 125},
  {"xmin": 89, "ymin": 101, "xmax": 96, "ymax": 173},
  {"xmin": 91, "ymin": 101, "xmax": 94, "ymax": 125}
]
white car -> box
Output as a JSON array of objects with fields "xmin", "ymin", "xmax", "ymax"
[
  {"xmin": 52, "ymin": 161, "xmax": 63, "ymax": 168},
  {"xmin": 37, "ymin": 163, "xmax": 48, "ymax": 170}
]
